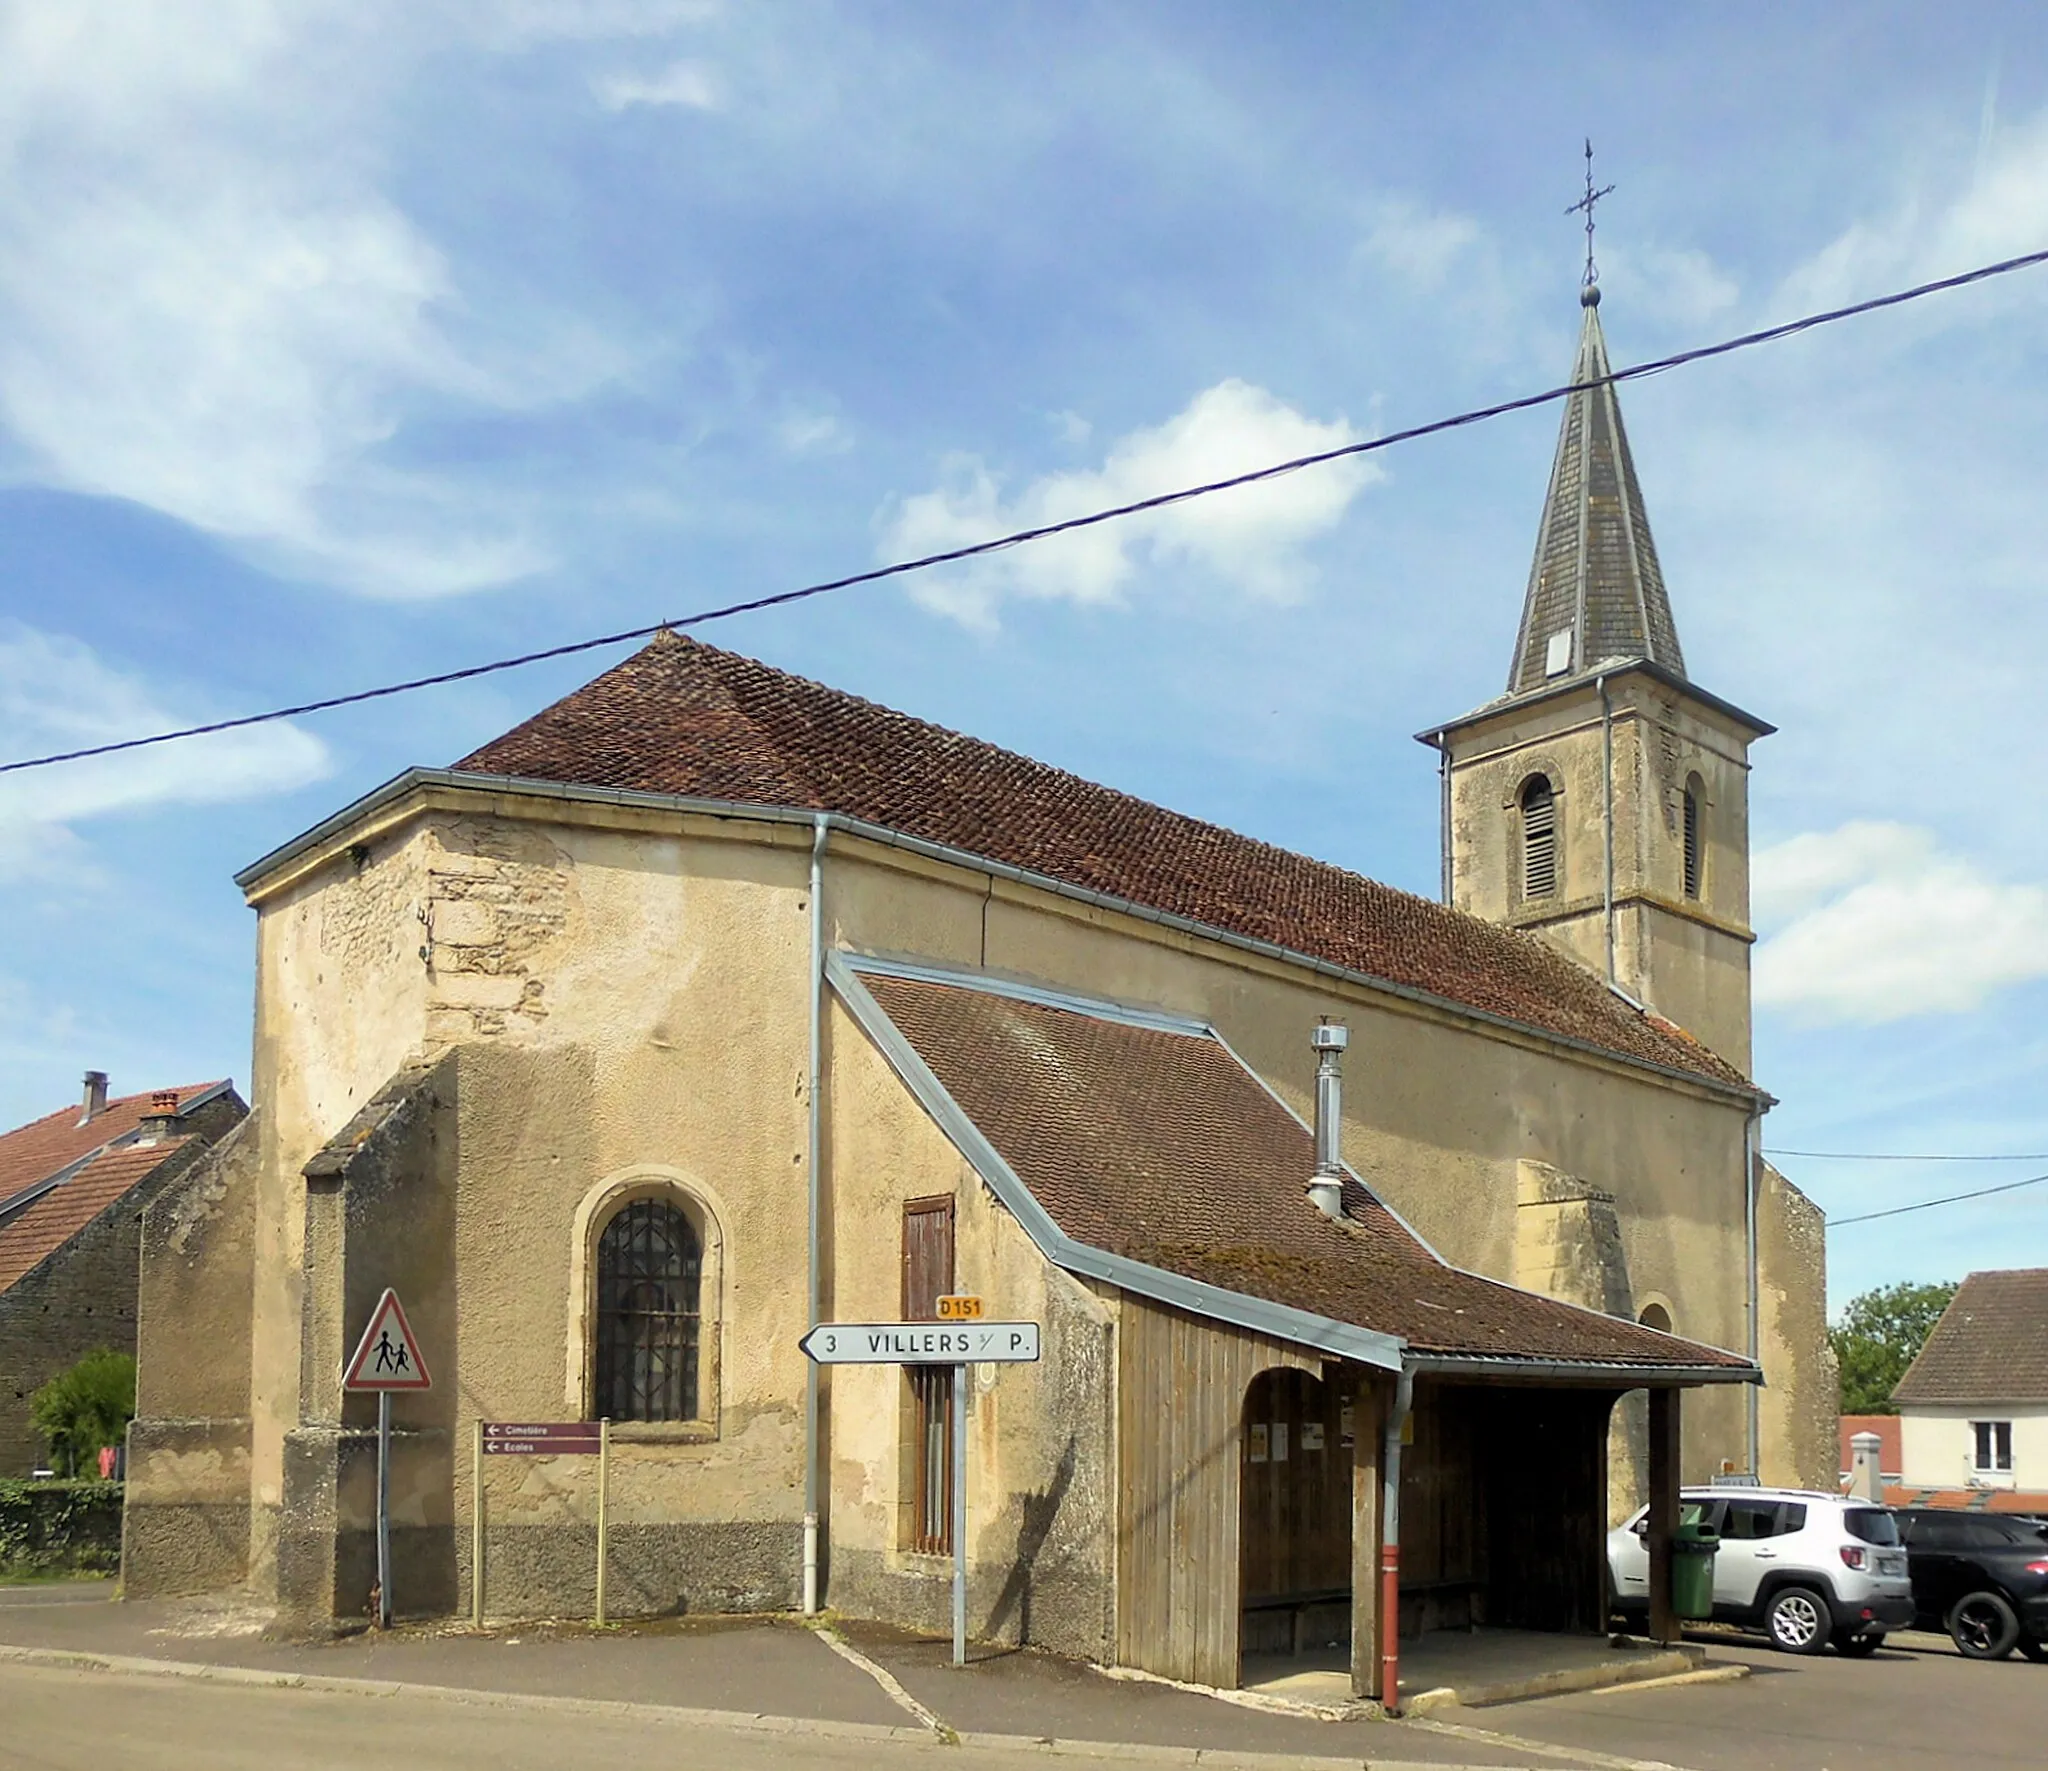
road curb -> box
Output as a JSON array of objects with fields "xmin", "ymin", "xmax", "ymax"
[{"xmin": 0, "ymin": 1644, "xmax": 1417, "ymax": 1768}]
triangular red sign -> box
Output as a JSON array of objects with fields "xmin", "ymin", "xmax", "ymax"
[{"xmin": 343, "ymin": 1288, "xmax": 433, "ymax": 1391}]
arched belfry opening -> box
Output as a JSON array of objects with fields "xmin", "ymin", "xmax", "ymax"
[
  {"xmin": 1519, "ymin": 774, "xmax": 1559, "ymax": 901},
  {"xmin": 1239, "ymin": 1367, "xmax": 1352, "ymax": 1671}
]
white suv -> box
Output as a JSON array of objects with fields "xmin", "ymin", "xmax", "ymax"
[{"xmin": 1608, "ymin": 1487, "xmax": 1913, "ymax": 1655}]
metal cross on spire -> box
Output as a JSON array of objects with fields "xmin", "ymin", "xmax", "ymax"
[{"xmin": 1565, "ymin": 138, "xmax": 1615, "ymax": 293}]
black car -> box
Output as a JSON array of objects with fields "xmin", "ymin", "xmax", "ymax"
[{"xmin": 1894, "ymin": 1508, "xmax": 2048, "ymax": 1661}]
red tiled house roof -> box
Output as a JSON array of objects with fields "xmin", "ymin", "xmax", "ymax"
[
  {"xmin": 1837, "ymin": 1414, "xmax": 1902, "ymax": 1478},
  {"xmin": 847, "ymin": 966, "xmax": 1751, "ymax": 1374},
  {"xmin": 0, "ymin": 1084, "xmax": 228, "ymax": 1294},
  {"xmin": 456, "ymin": 633, "xmax": 1751, "ymax": 1093}
]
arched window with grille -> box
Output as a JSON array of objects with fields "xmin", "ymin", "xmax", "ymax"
[
  {"xmin": 1682, "ymin": 775, "xmax": 1704, "ymax": 901},
  {"xmin": 594, "ymin": 1199, "xmax": 703, "ymax": 1422},
  {"xmin": 1520, "ymin": 774, "xmax": 1558, "ymax": 900}
]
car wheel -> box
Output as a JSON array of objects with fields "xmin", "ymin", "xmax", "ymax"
[
  {"xmin": 1947, "ymin": 1591, "xmax": 2020, "ymax": 1661},
  {"xmin": 2018, "ymin": 1635, "xmax": 2047, "ymax": 1664},
  {"xmin": 1764, "ymin": 1586, "xmax": 1830, "ymax": 1655},
  {"xmin": 1833, "ymin": 1630, "xmax": 1883, "ymax": 1658}
]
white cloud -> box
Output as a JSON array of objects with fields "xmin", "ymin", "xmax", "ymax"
[
  {"xmin": 0, "ymin": 621, "xmax": 332, "ymax": 884},
  {"xmin": 1777, "ymin": 107, "xmax": 2048, "ymax": 320},
  {"xmin": 776, "ymin": 407, "xmax": 852, "ymax": 457},
  {"xmin": 0, "ymin": 1, "xmax": 634, "ymax": 598},
  {"xmin": 882, "ymin": 380, "xmax": 1378, "ymax": 631},
  {"xmin": 595, "ymin": 58, "xmax": 720, "ymax": 111},
  {"xmin": 1754, "ymin": 822, "xmax": 2048, "ymax": 1024},
  {"xmin": 1359, "ymin": 197, "xmax": 1481, "ymax": 291}
]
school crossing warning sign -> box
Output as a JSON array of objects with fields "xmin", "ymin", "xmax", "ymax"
[{"xmin": 343, "ymin": 1288, "xmax": 433, "ymax": 1392}]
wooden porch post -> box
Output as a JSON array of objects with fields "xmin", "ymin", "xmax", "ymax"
[
  {"xmin": 1349, "ymin": 1380, "xmax": 1384, "ymax": 1698},
  {"xmin": 1646, "ymin": 1386, "xmax": 1680, "ymax": 1644}
]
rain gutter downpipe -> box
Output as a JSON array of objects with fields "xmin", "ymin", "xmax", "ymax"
[
  {"xmin": 1436, "ymin": 733, "xmax": 1452, "ymax": 906},
  {"xmin": 1597, "ymin": 674, "xmax": 1615, "ymax": 984},
  {"xmin": 1744, "ymin": 1108, "xmax": 1761, "ymax": 1476},
  {"xmin": 1380, "ymin": 1366, "xmax": 1415, "ymax": 1714},
  {"xmin": 803, "ymin": 813, "xmax": 828, "ymax": 1614}
]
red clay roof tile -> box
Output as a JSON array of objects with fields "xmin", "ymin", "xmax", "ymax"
[{"xmin": 456, "ymin": 633, "xmax": 1751, "ymax": 1092}]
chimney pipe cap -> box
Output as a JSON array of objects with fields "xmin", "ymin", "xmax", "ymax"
[{"xmin": 1310, "ymin": 1021, "xmax": 1349, "ymax": 1051}]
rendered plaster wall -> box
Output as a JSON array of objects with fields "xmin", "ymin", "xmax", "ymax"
[
  {"xmin": 125, "ymin": 1113, "xmax": 261, "ymax": 1596},
  {"xmin": 1899, "ymin": 1405, "xmax": 2048, "ymax": 1491},
  {"xmin": 1755, "ymin": 1164, "xmax": 1837, "ymax": 1491},
  {"xmin": 247, "ymin": 828, "xmax": 434, "ymax": 1594},
  {"xmin": 821, "ymin": 993, "xmax": 1115, "ymax": 1660},
  {"xmin": 1442, "ymin": 673, "xmax": 1758, "ymax": 1074}
]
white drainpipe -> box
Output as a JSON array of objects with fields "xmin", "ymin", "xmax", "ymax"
[{"xmin": 803, "ymin": 814, "xmax": 828, "ymax": 1614}]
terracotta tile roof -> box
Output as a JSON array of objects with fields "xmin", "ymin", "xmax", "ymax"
[
  {"xmin": 1892, "ymin": 1269, "xmax": 2048, "ymax": 1406},
  {"xmin": 1881, "ymin": 1487, "xmax": 2048, "ymax": 1516},
  {"xmin": 1837, "ymin": 1413, "xmax": 1902, "ymax": 1478},
  {"xmin": 0, "ymin": 1083, "xmax": 224, "ymax": 1296},
  {"xmin": 859, "ymin": 971, "xmax": 1751, "ymax": 1372},
  {"xmin": 456, "ymin": 633, "xmax": 1751, "ymax": 1092}
]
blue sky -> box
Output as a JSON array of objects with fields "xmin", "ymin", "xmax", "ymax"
[{"xmin": 3, "ymin": 2, "xmax": 2046, "ymax": 1311}]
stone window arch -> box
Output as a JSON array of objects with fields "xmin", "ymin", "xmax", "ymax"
[
  {"xmin": 569, "ymin": 1169, "xmax": 724, "ymax": 1433},
  {"xmin": 1519, "ymin": 773, "xmax": 1560, "ymax": 900}
]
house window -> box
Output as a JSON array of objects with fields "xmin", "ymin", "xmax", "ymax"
[
  {"xmin": 1521, "ymin": 775, "xmax": 1558, "ymax": 899},
  {"xmin": 594, "ymin": 1199, "xmax": 702, "ymax": 1422},
  {"xmin": 1972, "ymin": 1420, "xmax": 2013, "ymax": 1474},
  {"xmin": 1682, "ymin": 775, "xmax": 1704, "ymax": 900},
  {"xmin": 902, "ymin": 1195, "xmax": 956, "ymax": 1554}
]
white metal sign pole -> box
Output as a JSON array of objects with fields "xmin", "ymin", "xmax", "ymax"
[
  {"xmin": 376, "ymin": 1391, "xmax": 393, "ymax": 1628},
  {"xmin": 952, "ymin": 1361, "xmax": 967, "ymax": 1668}
]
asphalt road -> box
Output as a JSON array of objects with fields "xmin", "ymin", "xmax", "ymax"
[{"xmin": 1450, "ymin": 1630, "xmax": 2048, "ymax": 1771}]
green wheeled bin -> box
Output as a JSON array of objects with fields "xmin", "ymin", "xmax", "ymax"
[{"xmin": 1671, "ymin": 1518, "xmax": 1719, "ymax": 1621}]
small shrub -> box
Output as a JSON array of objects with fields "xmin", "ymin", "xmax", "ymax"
[{"xmin": 29, "ymin": 1349, "xmax": 136, "ymax": 1477}]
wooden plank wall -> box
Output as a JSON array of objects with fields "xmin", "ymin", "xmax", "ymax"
[
  {"xmin": 1239, "ymin": 1368, "xmax": 1351, "ymax": 1602},
  {"xmin": 1114, "ymin": 1295, "xmax": 1317, "ymax": 1688}
]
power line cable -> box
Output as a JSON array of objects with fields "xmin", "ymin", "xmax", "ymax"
[
  {"xmin": 1769, "ymin": 1148, "xmax": 2048, "ymax": 1162},
  {"xmin": 1829, "ymin": 1170, "xmax": 2048, "ymax": 1227},
  {"xmin": 8, "ymin": 241, "xmax": 2048, "ymax": 779}
]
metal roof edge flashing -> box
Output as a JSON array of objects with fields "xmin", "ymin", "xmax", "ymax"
[
  {"xmin": 1405, "ymin": 1352, "xmax": 1761, "ymax": 1385},
  {"xmin": 839, "ymin": 952, "xmax": 1212, "ymax": 1038},
  {"xmin": 240, "ymin": 769, "xmax": 1756, "ymax": 1101},
  {"xmin": 826, "ymin": 950, "xmax": 1403, "ymax": 1374}
]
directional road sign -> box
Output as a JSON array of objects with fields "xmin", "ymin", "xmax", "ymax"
[
  {"xmin": 481, "ymin": 1422, "xmax": 603, "ymax": 1455},
  {"xmin": 343, "ymin": 1288, "xmax": 432, "ymax": 1392},
  {"xmin": 799, "ymin": 1321, "xmax": 1040, "ymax": 1365}
]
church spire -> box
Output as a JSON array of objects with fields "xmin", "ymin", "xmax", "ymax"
[{"xmin": 1507, "ymin": 171, "xmax": 1686, "ymax": 695}]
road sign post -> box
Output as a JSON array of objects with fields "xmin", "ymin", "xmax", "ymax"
[
  {"xmin": 478, "ymin": 1421, "xmax": 609, "ymax": 1624},
  {"xmin": 342, "ymin": 1289, "xmax": 432, "ymax": 1629},
  {"xmin": 799, "ymin": 1316, "xmax": 1041, "ymax": 1668}
]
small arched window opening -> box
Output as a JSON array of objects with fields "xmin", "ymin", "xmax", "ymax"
[
  {"xmin": 1521, "ymin": 775, "xmax": 1558, "ymax": 899},
  {"xmin": 1639, "ymin": 1302, "xmax": 1673, "ymax": 1335},
  {"xmin": 594, "ymin": 1199, "xmax": 702, "ymax": 1422},
  {"xmin": 1682, "ymin": 776, "xmax": 1704, "ymax": 901}
]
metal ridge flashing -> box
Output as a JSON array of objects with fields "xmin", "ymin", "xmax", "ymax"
[
  {"xmin": 825, "ymin": 950, "xmax": 1405, "ymax": 1374},
  {"xmin": 839, "ymin": 952, "xmax": 1212, "ymax": 1038},
  {"xmin": 236, "ymin": 768, "xmax": 1761, "ymax": 1103}
]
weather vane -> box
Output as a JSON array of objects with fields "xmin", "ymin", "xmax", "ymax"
[{"xmin": 1565, "ymin": 138, "xmax": 1615, "ymax": 294}]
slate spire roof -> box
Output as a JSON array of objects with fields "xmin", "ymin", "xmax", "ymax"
[{"xmin": 1508, "ymin": 287, "xmax": 1686, "ymax": 693}]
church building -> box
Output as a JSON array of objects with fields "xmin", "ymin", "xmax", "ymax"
[{"xmin": 123, "ymin": 281, "xmax": 1833, "ymax": 1698}]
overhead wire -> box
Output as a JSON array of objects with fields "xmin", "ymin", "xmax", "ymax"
[
  {"xmin": 8, "ymin": 241, "xmax": 2048, "ymax": 779},
  {"xmin": 1768, "ymin": 1148, "xmax": 2048, "ymax": 1162},
  {"xmin": 1827, "ymin": 1170, "xmax": 2048, "ymax": 1228}
]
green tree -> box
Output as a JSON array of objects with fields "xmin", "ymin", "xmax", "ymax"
[
  {"xmin": 29, "ymin": 1349, "xmax": 136, "ymax": 1477},
  {"xmin": 1830, "ymin": 1281, "xmax": 1957, "ymax": 1414}
]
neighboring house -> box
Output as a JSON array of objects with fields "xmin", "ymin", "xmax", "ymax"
[
  {"xmin": 1894, "ymin": 1269, "xmax": 2048, "ymax": 1495},
  {"xmin": 125, "ymin": 276, "xmax": 1833, "ymax": 1693},
  {"xmin": 0, "ymin": 1075, "xmax": 246, "ymax": 1474}
]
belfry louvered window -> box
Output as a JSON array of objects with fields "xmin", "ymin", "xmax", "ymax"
[
  {"xmin": 595, "ymin": 1200, "xmax": 702, "ymax": 1422},
  {"xmin": 1521, "ymin": 776, "xmax": 1558, "ymax": 899},
  {"xmin": 1682, "ymin": 778, "xmax": 1703, "ymax": 900}
]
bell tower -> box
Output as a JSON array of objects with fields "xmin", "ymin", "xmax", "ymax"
[{"xmin": 1420, "ymin": 274, "xmax": 1773, "ymax": 1074}]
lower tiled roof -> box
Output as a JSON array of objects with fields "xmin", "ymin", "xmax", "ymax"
[
  {"xmin": 858, "ymin": 970, "xmax": 1751, "ymax": 1372},
  {"xmin": 1892, "ymin": 1269, "xmax": 2048, "ymax": 1405},
  {"xmin": 456, "ymin": 633, "xmax": 1750, "ymax": 1092}
]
